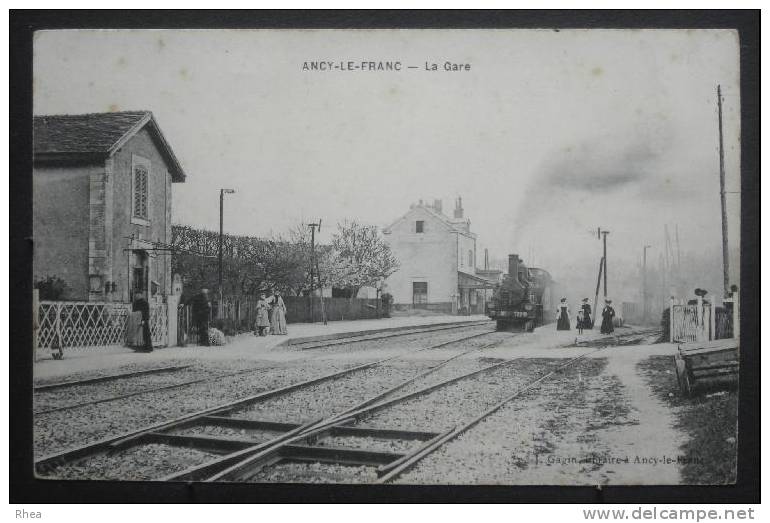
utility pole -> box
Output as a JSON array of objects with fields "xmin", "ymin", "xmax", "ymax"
[
  {"xmin": 308, "ymin": 220, "xmax": 322, "ymax": 323},
  {"xmin": 643, "ymin": 245, "xmax": 651, "ymax": 323},
  {"xmin": 218, "ymin": 188, "xmax": 235, "ymax": 319},
  {"xmin": 598, "ymin": 227, "xmax": 610, "ymax": 298},
  {"xmin": 717, "ymin": 84, "xmax": 730, "ymax": 297}
]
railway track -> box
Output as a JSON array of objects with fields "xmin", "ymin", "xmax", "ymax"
[
  {"xmin": 34, "ymin": 327, "xmax": 504, "ymax": 479},
  {"xmin": 37, "ymin": 327, "xmax": 656, "ymax": 482},
  {"xmin": 171, "ymin": 329, "xmax": 652, "ymax": 482},
  {"xmin": 196, "ymin": 343, "xmax": 591, "ymax": 483},
  {"xmin": 289, "ymin": 320, "xmax": 492, "ymax": 350},
  {"xmin": 33, "ymin": 323, "xmax": 494, "ymax": 416},
  {"xmin": 33, "ymin": 364, "xmax": 192, "ymax": 392}
]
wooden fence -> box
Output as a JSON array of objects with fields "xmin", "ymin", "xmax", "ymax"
[
  {"xmin": 284, "ymin": 296, "xmax": 381, "ymax": 323},
  {"xmin": 194, "ymin": 295, "xmax": 384, "ymax": 335}
]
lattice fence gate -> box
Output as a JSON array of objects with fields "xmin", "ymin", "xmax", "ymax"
[{"xmin": 38, "ymin": 300, "xmax": 168, "ymax": 350}]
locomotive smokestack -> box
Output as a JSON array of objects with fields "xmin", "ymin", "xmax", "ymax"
[{"xmin": 508, "ymin": 254, "xmax": 521, "ymax": 280}]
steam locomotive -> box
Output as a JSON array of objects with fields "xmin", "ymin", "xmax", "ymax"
[{"xmin": 487, "ymin": 254, "xmax": 554, "ymax": 331}]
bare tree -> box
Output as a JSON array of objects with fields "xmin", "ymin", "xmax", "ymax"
[{"xmin": 325, "ymin": 219, "xmax": 400, "ymax": 299}]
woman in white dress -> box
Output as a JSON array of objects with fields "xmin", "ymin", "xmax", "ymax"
[
  {"xmin": 270, "ymin": 291, "xmax": 288, "ymax": 335},
  {"xmin": 556, "ymin": 298, "xmax": 571, "ymax": 331}
]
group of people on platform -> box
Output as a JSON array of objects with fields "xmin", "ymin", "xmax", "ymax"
[
  {"xmin": 254, "ymin": 291, "xmax": 287, "ymax": 337},
  {"xmin": 188, "ymin": 288, "xmax": 288, "ymax": 347},
  {"xmin": 556, "ymin": 297, "xmax": 616, "ymax": 335}
]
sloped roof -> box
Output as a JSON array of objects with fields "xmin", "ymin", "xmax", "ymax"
[
  {"xmin": 458, "ymin": 270, "xmax": 496, "ymax": 289},
  {"xmin": 384, "ymin": 204, "xmax": 476, "ymax": 237},
  {"xmin": 33, "ymin": 111, "xmax": 186, "ymax": 182}
]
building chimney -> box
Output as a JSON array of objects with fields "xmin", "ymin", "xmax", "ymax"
[
  {"xmin": 454, "ymin": 196, "xmax": 464, "ymax": 219},
  {"xmin": 433, "ymin": 199, "xmax": 443, "ymax": 214}
]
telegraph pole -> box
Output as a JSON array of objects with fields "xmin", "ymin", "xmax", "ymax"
[
  {"xmin": 717, "ymin": 84, "xmax": 730, "ymax": 297},
  {"xmin": 218, "ymin": 188, "xmax": 235, "ymax": 319},
  {"xmin": 598, "ymin": 228, "xmax": 610, "ymax": 298},
  {"xmin": 308, "ymin": 220, "xmax": 322, "ymax": 323},
  {"xmin": 643, "ymin": 245, "xmax": 651, "ymax": 323}
]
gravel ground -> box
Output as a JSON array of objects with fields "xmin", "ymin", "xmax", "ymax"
[
  {"xmin": 316, "ymin": 435, "xmax": 421, "ymax": 454},
  {"xmin": 392, "ymin": 356, "xmax": 496, "ymax": 398},
  {"xmin": 394, "ymin": 358, "xmax": 648, "ymax": 485},
  {"xmin": 33, "ymin": 365, "xmax": 257, "ymax": 412},
  {"xmin": 362, "ymin": 358, "xmax": 559, "ymax": 433},
  {"xmin": 638, "ymin": 355, "xmax": 737, "ymax": 484},
  {"xmin": 34, "ymin": 360, "xmax": 354, "ymax": 458},
  {"xmin": 169, "ymin": 424, "xmax": 283, "ymax": 443},
  {"xmin": 247, "ymin": 460, "xmax": 379, "ymax": 483},
  {"xmin": 40, "ymin": 443, "xmax": 218, "ymax": 481},
  {"xmin": 232, "ymin": 361, "xmax": 435, "ymax": 423},
  {"xmin": 33, "ymin": 361, "xmax": 191, "ymax": 388}
]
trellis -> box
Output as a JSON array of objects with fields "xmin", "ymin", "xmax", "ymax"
[{"xmin": 37, "ymin": 301, "xmax": 167, "ymax": 350}]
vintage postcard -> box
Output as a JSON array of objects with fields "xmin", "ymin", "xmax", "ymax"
[{"xmin": 29, "ymin": 27, "xmax": 743, "ymax": 487}]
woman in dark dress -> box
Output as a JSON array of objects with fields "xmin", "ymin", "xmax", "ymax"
[
  {"xmin": 580, "ymin": 298, "xmax": 593, "ymax": 330},
  {"xmin": 556, "ymin": 298, "xmax": 571, "ymax": 331},
  {"xmin": 600, "ymin": 299, "xmax": 616, "ymax": 334}
]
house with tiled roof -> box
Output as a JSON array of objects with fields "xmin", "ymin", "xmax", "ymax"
[
  {"xmin": 382, "ymin": 197, "xmax": 494, "ymax": 314},
  {"xmin": 33, "ymin": 111, "xmax": 186, "ymax": 302}
]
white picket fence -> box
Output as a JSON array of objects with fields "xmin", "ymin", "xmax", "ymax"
[
  {"xmin": 37, "ymin": 300, "xmax": 168, "ymax": 349},
  {"xmin": 670, "ymin": 300, "xmax": 712, "ymax": 343},
  {"xmin": 669, "ymin": 291, "xmax": 740, "ymax": 344}
]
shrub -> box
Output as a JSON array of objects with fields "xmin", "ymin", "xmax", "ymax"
[
  {"xmin": 208, "ymin": 327, "xmax": 227, "ymax": 346},
  {"xmin": 35, "ymin": 276, "xmax": 69, "ymax": 301}
]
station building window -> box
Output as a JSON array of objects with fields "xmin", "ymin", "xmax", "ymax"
[{"xmin": 415, "ymin": 220, "xmax": 424, "ymax": 233}]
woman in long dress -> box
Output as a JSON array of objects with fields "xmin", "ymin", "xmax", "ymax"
[
  {"xmin": 580, "ymin": 298, "xmax": 593, "ymax": 330},
  {"xmin": 556, "ymin": 298, "xmax": 571, "ymax": 331},
  {"xmin": 255, "ymin": 293, "xmax": 271, "ymax": 336},
  {"xmin": 600, "ymin": 299, "xmax": 616, "ymax": 334},
  {"xmin": 270, "ymin": 291, "xmax": 288, "ymax": 335}
]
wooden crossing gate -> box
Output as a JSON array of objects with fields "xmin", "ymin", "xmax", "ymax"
[{"xmin": 37, "ymin": 300, "xmax": 168, "ymax": 350}]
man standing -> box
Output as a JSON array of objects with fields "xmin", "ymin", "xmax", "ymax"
[
  {"xmin": 132, "ymin": 292, "xmax": 153, "ymax": 352},
  {"xmin": 192, "ymin": 288, "xmax": 212, "ymax": 346}
]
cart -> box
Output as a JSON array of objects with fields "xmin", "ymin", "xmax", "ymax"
[{"xmin": 674, "ymin": 339, "xmax": 739, "ymax": 396}]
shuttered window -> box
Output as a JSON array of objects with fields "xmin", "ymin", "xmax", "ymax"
[
  {"xmin": 131, "ymin": 154, "xmax": 151, "ymax": 224},
  {"xmin": 133, "ymin": 165, "xmax": 148, "ymax": 219}
]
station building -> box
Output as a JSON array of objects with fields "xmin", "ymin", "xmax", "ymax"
[
  {"xmin": 382, "ymin": 197, "xmax": 495, "ymax": 314},
  {"xmin": 33, "ymin": 111, "xmax": 186, "ymax": 303}
]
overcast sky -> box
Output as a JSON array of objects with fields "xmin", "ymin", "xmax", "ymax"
[{"xmin": 33, "ymin": 29, "xmax": 741, "ymax": 299}]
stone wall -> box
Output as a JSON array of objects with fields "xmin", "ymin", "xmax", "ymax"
[{"xmin": 33, "ymin": 165, "xmax": 98, "ymax": 300}]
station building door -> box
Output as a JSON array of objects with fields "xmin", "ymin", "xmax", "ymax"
[{"xmin": 412, "ymin": 282, "xmax": 428, "ymax": 308}]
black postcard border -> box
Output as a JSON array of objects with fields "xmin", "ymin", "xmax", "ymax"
[{"xmin": 9, "ymin": 9, "xmax": 760, "ymax": 504}]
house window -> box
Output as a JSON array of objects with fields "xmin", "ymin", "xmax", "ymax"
[
  {"xmin": 468, "ymin": 250, "xmax": 473, "ymax": 268},
  {"xmin": 131, "ymin": 155, "xmax": 151, "ymax": 225},
  {"xmin": 413, "ymin": 282, "xmax": 428, "ymax": 306},
  {"xmin": 415, "ymin": 220, "xmax": 424, "ymax": 233},
  {"xmin": 134, "ymin": 165, "xmax": 148, "ymax": 219}
]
